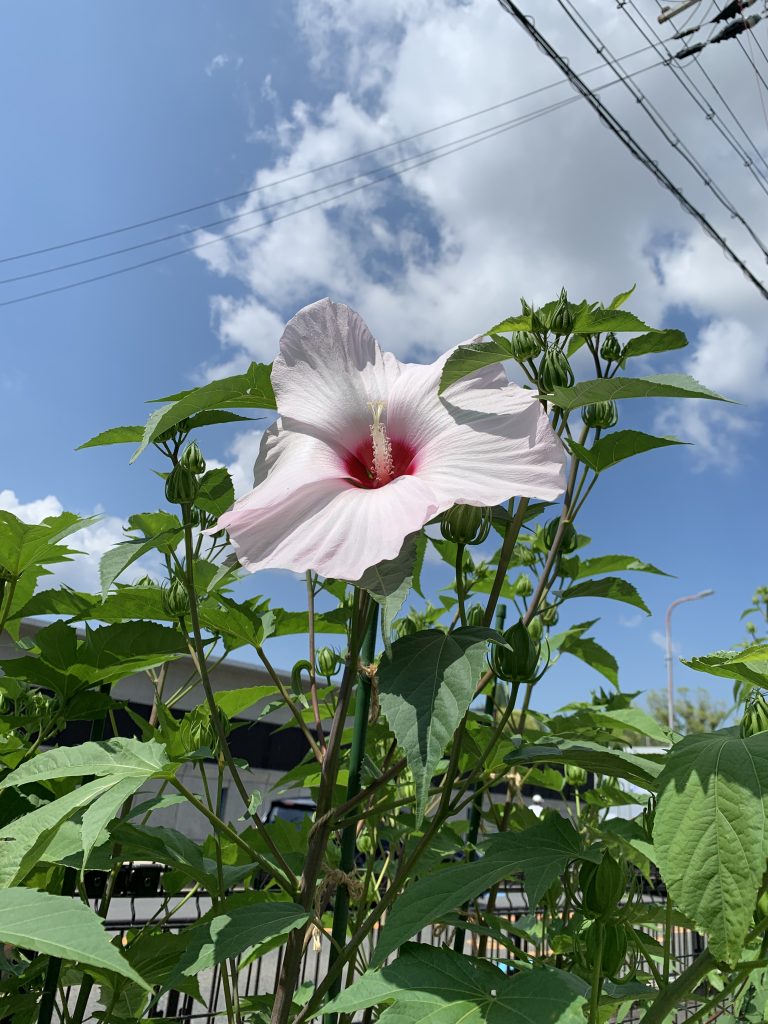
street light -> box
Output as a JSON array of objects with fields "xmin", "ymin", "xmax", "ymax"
[{"xmin": 665, "ymin": 589, "xmax": 715, "ymax": 731}]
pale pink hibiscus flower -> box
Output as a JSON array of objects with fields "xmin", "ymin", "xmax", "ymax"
[{"xmin": 215, "ymin": 299, "xmax": 566, "ymax": 580}]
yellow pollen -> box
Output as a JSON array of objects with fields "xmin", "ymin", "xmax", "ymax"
[{"xmin": 368, "ymin": 401, "xmax": 394, "ymax": 485}]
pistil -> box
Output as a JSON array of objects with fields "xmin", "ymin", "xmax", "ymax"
[{"xmin": 368, "ymin": 401, "xmax": 394, "ymax": 486}]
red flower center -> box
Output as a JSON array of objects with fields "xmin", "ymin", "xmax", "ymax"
[{"xmin": 343, "ymin": 436, "xmax": 418, "ymax": 489}]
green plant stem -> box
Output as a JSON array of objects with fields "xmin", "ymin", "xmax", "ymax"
[
  {"xmin": 455, "ymin": 544, "xmax": 467, "ymax": 626},
  {"xmin": 306, "ymin": 570, "xmax": 326, "ymax": 754},
  {"xmin": 256, "ymin": 644, "xmax": 324, "ymax": 763},
  {"xmin": 483, "ymin": 499, "xmax": 530, "ymax": 627},
  {"xmin": 0, "ymin": 577, "xmax": 17, "ymax": 634},
  {"xmin": 589, "ymin": 922, "xmax": 604, "ymax": 1024},
  {"xmin": 325, "ymin": 604, "xmax": 379, "ymax": 1020},
  {"xmin": 640, "ymin": 949, "xmax": 717, "ymax": 1024},
  {"xmin": 663, "ymin": 893, "xmax": 674, "ymax": 983},
  {"xmin": 179, "ymin": 503, "xmax": 298, "ymax": 891}
]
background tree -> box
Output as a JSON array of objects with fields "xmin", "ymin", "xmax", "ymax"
[{"xmin": 647, "ymin": 686, "xmax": 729, "ymax": 734}]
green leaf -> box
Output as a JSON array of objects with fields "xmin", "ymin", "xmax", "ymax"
[
  {"xmin": 576, "ymin": 555, "xmax": 670, "ymax": 579},
  {"xmin": 559, "ymin": 577, "xmax": 650, "ymax": 614},
  {"xmin": 0, "ymin": 888, "xmax": 149, "ymax": 987},
  {"xmin": 654, "ymin": 732, "xmax": 768, "ymax": 965},
  {"xmin": 270, "ymin": 607, "xmax": 349, "ymax": 636},
  {"xmin": 557, "ymin": 634, "xmax": 618, "ymax": 687},
  {"xmin": 166, "ymin": 900, "xmax": 309, "ymax": 988},
  {"xmin": 0, "ymin": 510, "xmax": 95, "ymax": 577},
  {"xmin": 131, "ymin": 362, "xmax": 274, "ymax": 462},
  {"xmin": 8, "ymin": 586, "xmax": 97, "ymax": 622},
  {"xmin": 439, "ymin": 336, "xmax": 512, "ymax": 393},
  {"xmin": 99, "ymin": 533, "xmax": 177, "ymax": 599},
  {"xmin": 2, "ymin": 737, "xmax": 170, "ymax": 788},
  {"xmin": 73, "ymin": 622, "xmax": 187, "ymax": 683},
  {"xmin": 77, "ymin": 425, "xmax": 144, "ymax": 450},
  {"xmin": 372, "ymin": 816, "xmax": 596, "ymax": 965},
  {"xmin": 213, "ymin": 685, "xmax": 277, "ymax": 717},
  {"xmin": 569, "ymin": 431, "xmax": 686, "ymax": 472},
  {"xmin": 505, "ymin": 739, "xmax": 662, "ymax": 789},
  {"xmin": 356, "ymin": 533, "xmax": 423, "ymax": 653},
  {"xmin": 326, "ymin": 943, "xmax": 586, "ymax": 1024},
  {"xmin": 377, "ymin": 628, "xmax": 495, "ymax": 822},
  {"xmin": 194, "ymin": 467, "xmax": 235, "ymax": 517},
  {"xmin": 80, "ymin": 775, "xmax": 150, "ymax": 870},
  {"xmin": 623, "ymin": 329, "xmax": 688, "ymax": 359},
  {"xmin": 549, "ymin": 374, "xmax": 730, "ymax": 410},
  {"xmin": 607, "ymin": 285, "xmax": 636, "ymax": 310},
  {"xmin": 682, "ymin": 643, "xmax": 768, "ymax": 689},
  {"xmin": 571, "ymin": 308, "xmax": 651, "ymax": 334},
  {"xmin": 487, "ymin": 313, "xmax": 532, "ymax": 333},
  {"xmin": 197, "ymin": 601, "xmax": 272, "ymax": 651}
]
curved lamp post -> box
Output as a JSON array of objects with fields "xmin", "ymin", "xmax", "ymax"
[{"xmin": 665, "ymin": 589, "xmax": 715, "ymax": 731}]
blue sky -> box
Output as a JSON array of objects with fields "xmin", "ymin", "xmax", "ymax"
[{"xmin": 2, "ymin": 0, "xmax": 767, "ymax": 717}]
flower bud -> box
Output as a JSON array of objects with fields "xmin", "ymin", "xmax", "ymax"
[
  {"xmin": 489, "ymin": 619, "xmax": 540, "ymax": 683},
  {"xmin": 548, "ymin": 289, "xmax": 574, "ymax": 336},
  {"xmin": 466, "ymin": 603, "xmax": 485, "ymax": 627},
  {"xmin": 162, "ymin": 578, "xmax": 190, "ymax": 619},
  {"xmin": 539, "ymin": 604, "xmax": 559, "ymax": 627},
  {"xmin": 165, "ymin": 464, "xmax": 199, "ymax": 505},
  {"xmin": 316, "ymin": 646, "xmax": 341, "ymax": 679},
  {"xmin": 510, "ymin": 331, "xmax": 542, "ymax": 362},
  {"xmin": 742, "ymin": 692, "xmax": 768, "ymax": 738},
  {"xmin": 538, "ymin": 348, "xmax": 575, "ymax": 391},
  {"xmin": 579, "ymin": 853, "xmax": 625, "ymax": 920},
  {"xmin": 581, "ymin": 401, "xmax": 618, "ymax": 430},
  {"xmin": 585, "ymin": 921, "xmax": 628, "ymax": 980},
  {"xmin": 156, "ymin": 417, "xmax": 191, "ymax": 445},
  {"xmin": 512, "ymin": 544, "xmax": 537, "ymax": 567},
  {"xmin": 179, "ymin": 706, "xmax": 230, "ymax": 755},
  {"xmin": 565, "ymin": 764, "xmax": 587, "ymax": 788},
  {"xmin": 600, "ymin": 332, "xmax": 622, "ymax": 362},
  {"xmin": 440, "ymin": 504, "xmax": 492, "ymax": 546},
  {"xmin": 181, "ymin": 441, "xmax": 206, "ymax": 476},
  {"xmin": 544, "ymin": 518, "xmax": 578, "ymax": 554},
  {"xmin": 514, "ymin": 574, "xmax": 533, "ymax": 598},
  {"xmin": 528, "ymin": 615, "xmax": 544, "ymax": 643}
]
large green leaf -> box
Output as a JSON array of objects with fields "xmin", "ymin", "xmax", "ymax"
[
  {"xmin": 0, "ymin": 510, "xmax": 94, "ymax": 577},
  {"xmin": 213, "ymin": 685, "xmax": 277, "ymax": 717},
  {"xmin": 559, "ymin": 577, "xmax": 650, "ymax": 614},
  {"xmin": 576, "ymin": 555, "xmax": 670, "ymax": 579},
  {"xmin": 569, "ymin": 431, "xmax": 686, "ymax": 472},
  {"xmin": 77, "ymin": 425, "xmax": 144, "ymax": 450},
  {"xmin": 80, "ymin": 775, "xmax": 151, "ymax": 869},
  {"xmin": 623, "ymin": 329, "xmax": 687, "ymax": 359},
  {"xmin": 99, "ymin": 532, "xmax": 179, "ymax": 598},
  {"xmin": 550, "ymin": 374, "xmax": 729, "ymax": 410},
  {"xmin": 197, "ymin": 600, "xmax": 272, "ymax": 651},
  {"xmin": 505, "ymin": 739, "xmax": 662, "ymax": 789},
  {"xmin": 2, "ymin": 737, "xmax": 169, "ymax": 788},
  {"xmin": 194, "ymin": 467, "xmax": 235, "ymax": 517},
  {"xmin": 438, "ymin": 336, "xmax": 512, "ymax": 393},
  {"xmin": 131, "ymin": 362, "xmax": 274, "ymax": 462},
  {"xmin": 372, "ymin": 816, "xmax": 597, "ymax": 965},
  {"xmin": 72, "ymin": 622, "xmax": 187, "ymax": 683},
  {"xmin": 326, "ymin": 943, "xmax": 586, "ymax": 1024},
  {"xmin": 6, "ymin": 586, "xmax": 97, "ymax": 622},
  {"xmin": 166, "ymin": 899, "xmax": 309, "ymax": 988},
  {"xmin": 571, "ymin": 308, "xmax": 651, "ymax": 334},
  {"xmin": 557, "ymin": 634, "xmax": 618, "ymax": 687},
  {"xmin": 682, "ymin": 643, "xmax": 768, "ymax": 689},
  {"xmin": 0, "ymin": 888, "xmax": 149, "ymax": 987},
  {"xmin": 654, "ymin": 732, "xmax": 768, "ymax": 965},
  {"xmin": 356, "ymin": 533, "xmax": 424, "ymax": 652},
  {"xmin": 377, "ymin": 628, "xmax": 495, "ymax": 822}
]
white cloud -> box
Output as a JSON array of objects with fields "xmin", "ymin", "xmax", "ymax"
[
  {"xmin": 651, "ymin": 629, "xmax": 679, "ymax": 655},
  {"xmin": 193, "ymin": 0, "xmax": 768, "ymax": 465},
  {"xmin": 205, "ymin": 53, "xmax": 243, "ymax": 76},
  {"xmin": 208, "ymin": 429, "xmax": 265, "ymax": 500}
]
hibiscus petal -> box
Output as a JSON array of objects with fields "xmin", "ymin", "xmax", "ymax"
[
  {"xmin": 219, "ymin": 472, "xmax": 439, "ymax": 580},
  {"xmin": 272, "ymin": 298, "xmax": 402, "ymax": 451}
]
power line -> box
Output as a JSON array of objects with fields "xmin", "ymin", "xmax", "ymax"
[
  {"xmin": 495, "ymin": 0, "xmax": 768, "ymax": 301},
  {"xmin": 0, "ymin": 58, "xmax": 664, "ymax": 298},
  {"xmin": 0, "ymin": 43, "xmax": 657, "ymax": 267},
  {"xmin": 559, "ymin": 0, "xmax": 768, "ymax": 264}
]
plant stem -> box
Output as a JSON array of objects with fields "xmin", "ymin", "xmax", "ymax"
[
  {"xmin": 483, "ymin": 499, "xmax": 530, "ymax": 627},
  {"xmin": 0, "ymin": 576, "xmax": 17, "ymax": 634},
  {"xmin": 663, "ymin": 892, "xmax": 674, "ymax": 983},
  {"xmin": 640, "ymin": 949, "xmax": 717, "ymax": 1024},
  {"xmin": 326, "ymin": 604, "xmax": 379, "ymax": 1018},
  {"xmin": 306, "ymin": 571, "xmax": 327, "ymax": 755},
  {"xmin": 455, "ymin": 544, "xmax": 467, "ymax": 626},
  {"xmin": 589, "ymin": 923, "xmax": 604, "ymax": 1024},
  {"xmin": 179, "ymin": 503, "xmax": 298, "ymax": 890},
  {"xmin": 256, "ymin": 645, "xmax": 324, "ymax": 763}
]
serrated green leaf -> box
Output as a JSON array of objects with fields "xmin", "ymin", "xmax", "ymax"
[
  {"xmin": 654, "ymin": 732, "xmax": 768, "ymax": 965},
  {"xmin": 0, "ymin": 889, "xmax": 149, "ymax": 987},
  {"xmin": 623, "ymin": 329, "xmax": 688, "ymax": 359},
  {"xmin": 99, "ymin": 533, "xmax": 177, "ymax": 599},
  {"xmin": 560, "ymin": 577, "xmax": 650, "ymax": 614},
  {"xmin": 576, "ymin": 555, "xmax": 670, "ymax": 579},
  {"xmin": 569, "ymin": 431, "xmax": 686, "ymax": 472},
  {"xmin": 557, "ymin": 634, "xmax": 618, "ymax": 687},
  {"xmin": 77, "ymin": 425, "xmax": 144, "ymax": 450},
  {"xmin": 0, "ymin": 510, "xmax": 95, "ymax": 577},
  {"xmin": 326, "ymin": 943, "xmax": 586, "ymax": 1024},
  {"xmin": 213, "ymin": 685, "xmax": 277, "ymax": 717},
  {"xmin": 439, "ymin": 336, "xmax": 512, "ymax": 393},
  {"xmin": 2, "ymin": 737, "xmax": 170, "ymax": 788},
  {"xmin": 356, "ymin": 533, "xmax": 423, "ymax": 653},
  {"xmin": 80, "ymin": 775, "xmax": 149, "ymax": 870},
  {"xmin": 607, "ymin": 285, "xmax": 636, "ymax": 310},
  {"xmin": 571, "ymin": 308, "xmax": 651, "ymax": 334},
  {"xmin": 682, "ymin": 643, "xmax": 768, "ymax": 689},
  {"xmin": 377, "ymin": 628, "xmax": 495, "ymax": 822},
  {"xmin": 550, "ymin": 374, "xmax": 729, "ymax": 410},
  {"xmin": 505, "ymin": 739, "xmax": 662, "ymax": 789},
  {"xmin": 71, "ymin": 621, "xmax": 187, "ymax": 683},
  {"xmin": 194, "ymin": 467, "xmax": 235, "ymax": 517},
  {"xmin": 487, "ymin": 313, "xmax": 532, "ymax": 333},
  {"xmin": 7, "ymin": 586, "xmax": 98, "ymax": 622}
]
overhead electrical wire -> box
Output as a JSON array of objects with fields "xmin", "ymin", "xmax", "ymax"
[
  {"xmin": 0, "ymin": 58, "xmax": 667, "ymax": 307},
  {"xmin": 0, "ymin": 43, "xmax": 658, "ymax": 268},
  {"xmin": 0, "ymin": 62, "xmax": 665, "ymax": 309},
  {"xmin": 495, "ymin": 0, "xmax": 768, "ymax": 301},
  {"xmin": 557, "ymin": 0, "xmax": 768, "ymax": 265}
]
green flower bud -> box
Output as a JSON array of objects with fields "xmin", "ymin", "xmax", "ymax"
[
  {"xmin": 585, "ymin": 921, "xmax": 628, "ymax": 980},
  {"xmin": 544, "ymin": 518, "xmax": 578, "ymax": 554},
  {"xmin": 510, "ymin": 331, "xmax": 542, "ymax": 362},
  {"xmin": 162, "ymin": 578, "xmax": 190, "ymax": 619},
  {"xmin": 514, "ymin": 574, "xmax": 533, "ymax": 598},
  {"xmin": 489, "ymin": 619, "xmax": 540, "ymax": 683},
  {"xmin": 538, "ymin": 348, "xmax": 575, "ymax": 391},
  {"xmin": 539, "ymin": 604, "xmax": 559, "ymax": 626},
  {"xmin": 316, "ymin": 646, "xmax": 341, "ymax": 678},
  {"xmin": 165, "ymin": 464, "xmax": 199, "ymax": 505},
  {"xmin": 581, "ymin": 400, "xmax": 619, "ymax": 430},
  {"xmin": 742, "ymin": 692, "xmax": 768, "ymax": 738},
  {"xmin": 155, "ymin": 417, "xmax": 191, "ymax": 445},
  {"xmin": 466, "ymin": 603, "xmax": 485, "ymax": 627},
  {"xmin": 579, "ymin": 853, "xmax": 625, "ymax": 920},
  {"xmin": 179, "ymin": 706, "xmax": 230, "ymax": 756},
  {"xmin": 181, "ymin": 441, "xmax": 206, "ymax": 476},
  {"xmin": 548, "ymin": 289, "xmax": 574, "ymax": 336},
  {"xmin": 440, "ymin": 504, "xmax": 492, "ymax": 546},
  {"xmin": 528, "ymin": 615, "xmax": 544, "ymax": 642},
  {"xmin": 559, "ymin": 555, "xmax": 580, "ymax": 580},
  {"xmin": 600, "ymin": 332, "xmax": 622, "ymax": 362},
  {"xmin": 357, "ymin": 829, "xmax": 374, "ymax": 855},
  {"xmin": 565, "ymin": 764, "xmax": 587, "ymax": 788}
]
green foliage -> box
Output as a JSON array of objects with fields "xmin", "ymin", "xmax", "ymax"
[
  {"xmin": 646, "ymin": 687, "xmax": 729, "ymax": 734},
  {"xmin": 550, "ymin": 373, "xmax": 728, "ymax": 409},
  {"xmin": 569, "ymin": 431, "xmax": 686, "ymax": 472}
]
